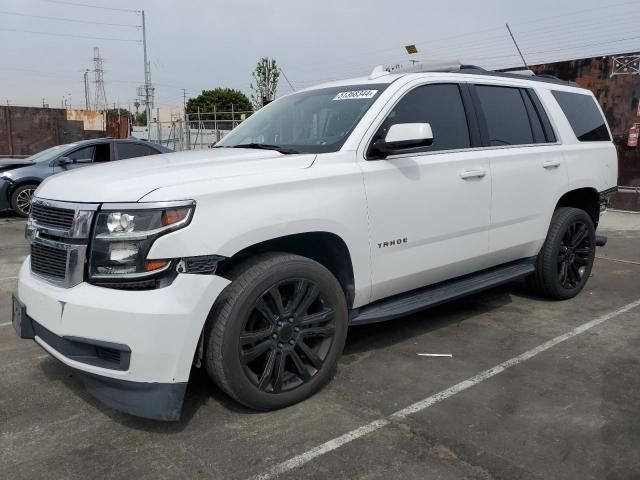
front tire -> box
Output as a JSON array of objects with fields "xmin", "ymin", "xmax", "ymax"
[
  {"xmin": 205, "ymin": 253, "xmax": 348, "ymax": 410},
  {"xmin": 10, "ymin": 184, "xmax": 38, "ymax": 217},
  {"xmin": 528, "ymin": 207, "xmax": 596, "ymax": 300}
]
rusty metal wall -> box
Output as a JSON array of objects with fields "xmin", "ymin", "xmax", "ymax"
[
  {"xmin": 105, "ymin": 112, "xmax": 131, "ymax": 139},
  {"xmin": 0, "ymin": 106, "xmax": 104, "ymax": 156},
  {"xmin": 530, "ymin": 54, "xmax": 640, "ymax": 210}
]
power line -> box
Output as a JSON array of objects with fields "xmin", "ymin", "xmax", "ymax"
[
  {"xmin": 0, "ymin": 27, "xmax": 139, "ymax": 42},
  {"xmin": 0, "ymin": 10, "xmax": 139, "ymax": 27},
  {"xmin": 289, "ymin": 4, "xmax": 640, "ymax": 77},
  {"xmin": 278, "ymin": 68, "xmax": 296, "ymax": 92},
  {"xmin": 44, "ymin": 0, "xmax": 140, "ymax": 13}
]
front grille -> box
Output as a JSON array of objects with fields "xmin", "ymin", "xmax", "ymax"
[
  {"xmin": 30, "ymin": 243, "xmax": 68, "ymax": 280},
  {"xmin": 30, "ymin": 203, "xmax": 75, "ymax": 229}
]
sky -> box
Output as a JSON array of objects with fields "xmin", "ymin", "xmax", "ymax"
[{"xmin": 0, "ymin": 0, "xmax": 639, "ymax": 110}]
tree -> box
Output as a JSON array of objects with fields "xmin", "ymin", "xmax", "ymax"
[
  {"xmin": 106, "ymin": 107, "xmax": 132, "ymax": 117},
  {"xmin": 250, "ymin": 57, "xmax": 280, "ymax": 109},
  {"xmin": 186, "ymin": 88, "xmax": 252, "ymax": 130},
  {"xmin": 134, "ymin": 111, "xmax": 146, "ymax": 126},
  {"xmin": 186, "ymin": 88, "xmax": 252, "ymax": 114}
]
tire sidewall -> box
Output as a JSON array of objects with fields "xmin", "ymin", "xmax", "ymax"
[
  {"xmin": 544, "ymin": 208, "xmax": 596, "ymax": 299},
  {"xmin": 213, "ymin": 258, "xmax": 348, "ymax": 410},
  {"xmin": 11, "ymin": 184, "xmax": 37, "ymax": 217}
]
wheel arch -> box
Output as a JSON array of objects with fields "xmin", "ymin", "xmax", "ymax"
[
  {"xmin": 216, "ymin": 231, "xmax": 356, "ymax": 309},
  {"xmin": 7, "ymin": 177, "xmax": 41, "ymax": 197},
  {"xmin": 555, "ymin": 187, "xmax": 600, "ymax": 227}
]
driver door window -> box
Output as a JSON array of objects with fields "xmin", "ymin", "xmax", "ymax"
[
  {"xmin": 67, "ymin": 146, "xmax": 95, "ymax": 164},
  {"xmin": 370, "ymin": 83, "xmax": 471, "ymax": 155}
]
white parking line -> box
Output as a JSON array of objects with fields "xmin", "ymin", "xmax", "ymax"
[
  {"xmin": 0, "ymin": 322, "xmax": 12, "ymax": 327},
  {"xmin": 248, "ymin": 297, "xmax": 640, "ymax": 480}
]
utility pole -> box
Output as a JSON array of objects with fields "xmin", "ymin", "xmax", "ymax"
[
  {"xmin": 181, "ymin": 88, "xmax": 188, "ymax": 151},
  {"xmin": 142, "ymin": 10, "xmax": 152, "ymax": 137},
  {"xmin": 83, "ymin": 69, "xmax": 91, "ymax": 110},
  {"xmin": 506, "ymin": 23, "xmax": 529, "ymax": 70}
]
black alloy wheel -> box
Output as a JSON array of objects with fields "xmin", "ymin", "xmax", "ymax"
[
  {"xmin": 557, "ymin": 220, "xmax": 592, "ymax": 289},
  {"xmin": 240, "ymin": 278, "xmax": 336, "ymax": 393},
  {"xmin": 528, "ymin": 207, "xmax": 596, "ymax": 300},
  {"xmin": 205, "ymin": 253, "xmax": 348, "ymax": 410}
]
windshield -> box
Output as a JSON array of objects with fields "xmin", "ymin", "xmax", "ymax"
[
  {"xmin": 27, "ymin": 144, "xmax": 72, "ymax": 163},
  {"xmin": 217, "ymin": 84, "xmax": 387, "ymax": 154}
]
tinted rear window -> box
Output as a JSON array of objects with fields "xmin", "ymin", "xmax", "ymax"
[
  {"xmin": 475, "ymin": 85, "xmax": 533, "ymax": 146},
  {"xmin": 551, "ymin": 91, "xmax": 610, "ymax": 142}
]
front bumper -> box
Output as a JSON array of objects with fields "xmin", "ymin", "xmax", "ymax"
[{"xmin": 15, "ymin": 259, "xmax": 230, "ymax": 420}]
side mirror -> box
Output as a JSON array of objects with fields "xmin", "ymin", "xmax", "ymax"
[
  {"xmin": 51, "ymin": 156, "xmax": 73, "ymax": 167},
  {"xmin": 371, "ymin": 123, "xmax": 433, "ymax": 158}
]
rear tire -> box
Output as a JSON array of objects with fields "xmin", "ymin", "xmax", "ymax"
[
  {"xmin": 10, "ymin": 184, "xmax": 38, "ymax": 217},
  {"xmin": 527, "ymin": 207, "xmax": 596, "ymax": 300},
  {"xmin": 205, "ymin": 253, "xmax": 348, "ymax": 410}
]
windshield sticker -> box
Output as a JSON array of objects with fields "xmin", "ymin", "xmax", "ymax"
[{"xmin": 332, "ymin": 90, "xmax": 378, "ymax": 101}]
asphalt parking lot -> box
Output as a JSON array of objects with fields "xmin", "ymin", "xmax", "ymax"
[{"xmin": 1, "ymin": 211, "xmax": 639, "ymax": 480}]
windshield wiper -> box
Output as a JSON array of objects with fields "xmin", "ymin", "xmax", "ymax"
[{"xmin": 229, "ymin": 143, "xmax": 300, "ymax": 154}]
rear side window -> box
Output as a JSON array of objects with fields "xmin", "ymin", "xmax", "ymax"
[
  {"xmin": 374, "ymin": 83, "xmax": 470, "ymax": 153},
  {"xmin": 551, "ymin": 91, "xmax": 610, "ymax": 142},
  {"xmin": 117, "ymin": 143, "xmax": 161, "ymax": 160},
  {"xmin": 475, "ymin": 85, "xmax": 533, "ymax": 146}
]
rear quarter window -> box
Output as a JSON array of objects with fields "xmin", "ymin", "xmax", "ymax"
[{"xmin": 551, "ymin": 91, "xmax": 610, "ymax": 142}]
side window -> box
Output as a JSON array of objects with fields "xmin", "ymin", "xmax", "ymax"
[
  {"xmin": 67, "ymin": 146, "xmax": 95, "ymax": 163},
  {"xmin": 551, "ymin": 90, "xmax": 610, "ymax": 142},
  {"xmin": 373, "ymin": 83, "xmax": 471, "ymax": 153},
  {"xmin": 117, "ymin": 143, "xmax": 161, "ymax": 160},
  {"xmin": 475, "ymin": 85, "xmax": 534, "ymax": 146}
]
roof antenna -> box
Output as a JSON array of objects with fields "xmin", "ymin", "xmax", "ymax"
[{"xmin": 506, "ymin": 23, "xmax": 529, "ymax": 70}]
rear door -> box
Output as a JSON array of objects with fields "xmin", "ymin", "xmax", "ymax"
[{"xmin": 471, "ymin": 84, "xmax": 568, "ymax": 266}]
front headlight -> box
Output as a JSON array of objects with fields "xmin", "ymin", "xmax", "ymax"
[{"xmin": 89, "ymin": 201, "xmax": 194, "ymax": 281}]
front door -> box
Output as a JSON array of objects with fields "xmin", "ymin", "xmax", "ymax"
[{"xmin": 359, "ymin": 82, "xmax": 491, "ymax": 302}]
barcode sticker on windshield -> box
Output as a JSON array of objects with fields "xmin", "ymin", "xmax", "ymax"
[{"xmin": 333, "ymin": 90, "xmax": 378, "ymax": 101}]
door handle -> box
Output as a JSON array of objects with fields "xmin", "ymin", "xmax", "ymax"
[
  {"xmin": 542, "ymin": 159, "xmax": 561, "ymax": 169},
  {"xmin": 460, "ymin": 169, "xmax": 487, "ymax": 180}
]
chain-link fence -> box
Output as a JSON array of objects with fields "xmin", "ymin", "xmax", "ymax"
[{"xmin": 133, "ymin": 110, "xmax": 251, "ymax": 152}]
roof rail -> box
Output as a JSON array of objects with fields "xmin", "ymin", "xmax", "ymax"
[
  {"xmin": 369, "ymin": 60, "xmax": 463, "ymax": 79},
  {"xmin": 368, "ymin": 61, "xmax": 577, "ymax": 86}
]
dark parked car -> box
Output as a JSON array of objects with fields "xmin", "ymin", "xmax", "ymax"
[{"xmin": 0, "ymin": 138, "xmax": 172, "ymax": 216}]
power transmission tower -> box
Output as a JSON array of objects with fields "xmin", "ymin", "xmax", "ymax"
[
  {"xmin": 83, "ymin": 69, "xmax": 91, "ymax": 110},
  {"xmin": 93, "ymin": 46, "xmax": 108, "ymax": 111}
]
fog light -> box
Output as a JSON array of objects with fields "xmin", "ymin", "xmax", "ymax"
[{"xmin": 109, "ymin": 242, "xmax": 139, "ymax": 262}]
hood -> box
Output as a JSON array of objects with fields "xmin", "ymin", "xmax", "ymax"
[
  {"xmin": 36, "ymin": 148, "xmax": 316, "ymax": 203},
  {"xmin": 0, "ymin": 158, "xmax": 33, "ymax": 173}
]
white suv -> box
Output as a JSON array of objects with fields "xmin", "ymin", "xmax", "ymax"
[{"xmin": 12, "ymin": 63, "xmax": 617, "ymax": 420}]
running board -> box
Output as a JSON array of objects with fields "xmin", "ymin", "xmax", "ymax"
[{"xmin": 350, "ymin": 258, "xmax": 536, "ymax": 325}]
